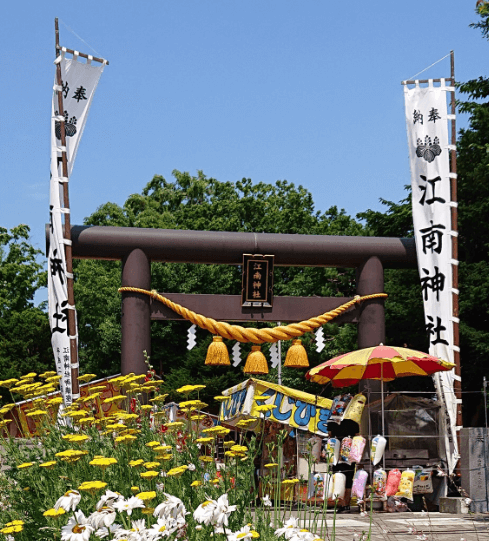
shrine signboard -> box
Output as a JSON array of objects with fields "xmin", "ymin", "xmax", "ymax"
[{"xmin": 241, "ymin": 254, "xmax": 274, "ymax": 307}]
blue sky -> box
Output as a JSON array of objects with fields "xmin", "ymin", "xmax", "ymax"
[{"xmin": 1, "ymin": 1, "xmax": 486, "ymax": 268}]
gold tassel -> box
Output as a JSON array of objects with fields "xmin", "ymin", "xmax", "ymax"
[
  {"xmin": 205, "ymin": 336, "xmax": 230, "ymax": 366},
  {"xmin": 284, "ymin": 339, "xmax": 309, "ymax": 368},
  {"xmin": 243, "ymin": 345, "xmax": 268, "ymax": 375}
]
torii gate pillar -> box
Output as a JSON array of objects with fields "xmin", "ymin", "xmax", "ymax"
[{"xmin": 121, "ymin": 248, "xmax": 151, "ymax": 375}]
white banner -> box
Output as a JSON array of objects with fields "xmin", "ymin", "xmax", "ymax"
[
  {"xmin": 404, "ymin": 79, "xmax": 459, "ymax": 473},
  {"xmin": 48, "ymin": 51, "xmax": 105, "ymax": 406}
]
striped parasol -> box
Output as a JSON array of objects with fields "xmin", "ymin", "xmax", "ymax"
[{"xmin": 306, "ymin": 344, "xmax": 455, "ymax": 387}]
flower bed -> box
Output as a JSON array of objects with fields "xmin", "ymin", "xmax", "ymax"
[{"xmin": 0, "ymin": 373, "xmax": 325, "ymax": 541}]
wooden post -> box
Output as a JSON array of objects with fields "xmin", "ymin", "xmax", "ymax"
[
  {"xmin": 449, "ymin": 50, "xmax": 463, "ymax": 469},
  {"xmin": 54, "ymin": 18, "xmax": 79, "ymax": 399}
]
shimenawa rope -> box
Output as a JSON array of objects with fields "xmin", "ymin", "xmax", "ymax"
[{"xmin": 118, "ymin": 287, "xmax": 387, "ymax": 344}]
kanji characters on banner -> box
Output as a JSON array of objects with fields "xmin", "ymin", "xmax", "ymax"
[
  {"xmin": 404, "ymin": 79, "xmax": 459, "ymax": 473},
  {"xmin": 48, "ymin": 50, "xmax": 106, "ymax": 406}
]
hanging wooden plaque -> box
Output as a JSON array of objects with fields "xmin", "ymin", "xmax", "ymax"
[{"xmin": 241, "ymin": 254, "xmax": 274, "ymax": 307}]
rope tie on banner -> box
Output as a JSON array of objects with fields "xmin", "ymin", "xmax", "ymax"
[{"xmin": 118, "ymin": 287, "xmax": 387, "ymax": 344}]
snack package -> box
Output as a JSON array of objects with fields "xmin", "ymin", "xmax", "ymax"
[
  {"xmin": 343, "ymin": 393, "xmax": 366, "ymax": 424},
  {"xmin": 339, "ymin": 436, "xmax": 352, "ymax": 463},
  {"xmin": 349, "ymin": 435, "xmax": 366, "ymax": 464},
  {"xmin": 395, "ymin": 469, "xmax": 415, "ymax": 501},
  {"xmin": 332, "ymin": 472, "xmax": 346, "ymax": 500},
  {"xmin": 370, "ymin": 435, "xmax": 387, "ymax": 465},
  {"xmin": 326, "ymin": 437, "xmax": 340, "ymax": 465},
  {"xmin": 373, "ymin": 468, "xmax": 387, "ymax": 499},
  {"xmin": 413, "ymin": 467, "xmax": 433, "ymax": 495},
  {"xmin": 351, "ymin": 469, "xmax": 368, "ymax": 501},
  {"xmin": 385, "ymin": 468, "xmax": 402, "ymax": 496}
]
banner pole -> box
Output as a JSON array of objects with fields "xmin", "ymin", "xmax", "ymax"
[
  {"xmin": 449, "ymin": 51, "xmax": 462, "ymax": 472},
  {"xmin": 54, "ymin": 18, "xmax": 80, "ymax": 400}
]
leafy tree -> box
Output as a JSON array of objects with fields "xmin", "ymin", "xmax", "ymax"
[
  {"xmin": 0, "ymin": 225, "xmax": 52, "ymax": 397},
  {"xmin": 74, "ymin": 171, "xmax": 365, "ymax": 404}
]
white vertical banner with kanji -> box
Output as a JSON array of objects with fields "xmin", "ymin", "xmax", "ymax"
[
  {"xmin": 48, "ymin": 51, "xmax": 105, "ymax": 406},
  {"xmin": 404, "ymin": 80, "xmax": 459, "ymax": 474}
]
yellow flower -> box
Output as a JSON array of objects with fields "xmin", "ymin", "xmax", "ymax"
[
  {"xmin": 0, "ymin": 419, "xmax": 12, "ymax": 429},
  {"xmin": 179, "ymin": 399, "xmax": 208, "ymax": 410},
  {"xmin": 265, "ymin": 463, "xmax": 279, "ymax": 468},
  {"xmin": 106, "ymin": 423, "xmax": 127, "ymax": 431},
  {"xmin": 255, "ymin": 404, "xmax": 276, "ymax": 413},
  {"xmin": 40, "ymin": 371, "xmax": 57, "ymax": 379},
  {"xmin": 21, "ymin": 372, "xmax": 37, "ymax": 379},
  {"xmin": 136, "ymin": 491, "xmax": 156, "ymax": 501},
  {"xmin": 214, "ymin": 395, "xmax": 230, "ymax": 402},
  {"xmin": 89, "ymin": 457, "xmax": 117, "ymax": 468},
  {"xmin": 176, "ymin": 384, "xmax": 206, "ymax": 394},
  {"xmin": 152, "ymin": 445, "xmax": 172, "ymax": 452},
  {"xmin": 103, "ymin": 395, "xmax": 126, "ymax": 404},
  {"xmin": 45, "ymin": 375, "xmax": 62, "ymax": 384},
  {"xmin": 223, "ymin": 440, "xmax": 236, "ymax": 448},
  {"xmin": 231, "ymin": 445, "xmax": 248, "ymax": 453},
  {"xmin": 145, "ymin": 441, "xmax": 160, "ymax": 448},
  {"xmin": 166, "ymin": 421, "xmax": 185, "ymax": 431},
  {"xmin": 0, "ymin": 379, "xmax": 19, "ymax": 389},
  {"xmin": 120, "ymin": 428, "xmax": 141, "ymax": 436},
  {"xmin": 77, "ymin": 373, "xmax": 97, "ymax": 383},
  {"xmin": 129, "ymin": 459, "xmax": 144, "ymax": 468},
  {"xmin": 0, "ymin": 523, "xmax": 23, "ymax": 534},
  {"xmin": 77, "ymin": 417, "xmax": 96, "ymax": 426},
  {"xmin": 191, "ymin": 480, "xmax": 203, "ymax": 487},
  {"xmin": 78, "ymin": 480, "xmax": 107, "ymax": 493},
  {"xmin": 63, "ymin": 434, "xmax": 90, "ymax": 443},
  {"xmin": 17, "ymin": 462, "xmax": 34, "ymax": 469},
  {"xmin": 55, "ymin": 449, "xmax": 88, "ymax": 460},
  {"xmin": 199, "ymin": 455, "xmax": 214, "ymax": 463},
  {"xmin": 140, "ymin": 470, "xmax": 159, "ymax": 479},
  {"xmin": 39, "ymin": 461, "xmax": 57, "ymax": 469},
  {"xmin": 202, "ymin": 425, "xmax": 231, "ymax": 436},
  {"xmin": 195, "ymin": 437, "xmax": 213, "ymax": 444},
  {"xmin": 166, "ymin": 466, "xmax": 187, "ymax": 476},
  {"xmin": 140, "ymin": 405, "xmax": 153, "ymax": 411},
  {"xmin": 61, "ymin": 410, "xmax": 88, "ymax": 419},
  {"xmin": 88, "ymin": 385, "xmax": 107, "ymax": 393},
  {"xmin": 281, "ymin": 478, "xmax": 299, "ymax": 485},
  {"xmin": 46, "ymin": 397, "xmax": 63, "ymax": 406},
  {"xmin": 114, "ymin": 434, "xmax": 137, "ymax": 444},
  {"xmin": 210, "ymin": 478, "xmax": 220, "ymax": 485},
  {"xmin": 156, "ymin": 454, "xmax": 173, "ymax": 461},
  {"xmin": 43, "ymin": 507, "xmax": 66, "ymax": 517},
  {"xmin": 149, "ymin": 394, "xmax": 169, "ymax": 403},
  {"xmin": 143, "ymin": 461, "xmax": 160, "ymax": 470},
  {"xmin": 131, "ymin": 486, "xmax": 140, "ymax": 493},
  {"xmin": 25, "ymin": 409, "xmax": 48, "ymax": 418},
  {"xmin": 236, "ymin": 419, "xmax": 256, "ymax": 428}
]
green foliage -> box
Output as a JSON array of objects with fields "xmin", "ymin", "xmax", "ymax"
[{"xmin": 0, "ymin": 226, "xmax": 52, "ymax": 398}]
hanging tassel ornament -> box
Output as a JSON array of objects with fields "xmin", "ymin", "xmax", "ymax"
[
  {"xmin": 205, "ymin": 336, "xmax": 230, "ymax": 366},
  {"xmin": 243, "ymin": 345, "xmax": 269, "ymax": 375},
  {"xmin": 284, "ymin": 339, "xmax": 309, "ymax": 368}
]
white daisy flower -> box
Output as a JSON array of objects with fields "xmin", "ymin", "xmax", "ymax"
[
  {"xmin": 153, "ymin": 493, "xmax": 187, "ymax": 519},
  {"xmin": 96, "ymin": 490, "xmax": 121, "ymax": 511},
  {"xmin": 193, "ymin": 499, "xmax": 217, "ymax": 526},
  {"xmin": 275, "ymin": 517, "xmax": 299, "ymax": 539},
  {"xmin": 212, "ymin": 493, "xmax": 237, "ymax": 527},
  {"xmin": 55, "ymin": 490, "xmax": 81, "ymax": 512},
  {"xmin": 94, "ymin": 524, "xmax": 121, "ymax": 539},
  {"xmin": 113, "ymin": 496, "xmax": 145, "ymax": 516},
  {"xmin": 262, "ymin": 494, "xmax": 272, "ymax": 507},
  {"xmin": 61, "ymin": 510, "xmax": 94, "ymax": 541},
  {"xmin": 88, "ymin": 507, "xmax": 117, "ymax": 529}
]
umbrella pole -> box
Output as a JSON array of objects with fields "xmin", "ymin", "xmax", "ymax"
[{"xmin": 381, "ymin": 362, "xmax": 385, "ymax": 469}]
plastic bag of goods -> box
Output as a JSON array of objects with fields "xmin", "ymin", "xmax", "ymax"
[
  {"xmin": 370, "ymin": 435, "xmax": 387, "ymax": 465},
  {"xmin": 326, "ymin": 437, "xmax": 340, "ymax": 465},
  {"xmin": 325, "ymin": 472, "xmax": 334, "ymax": 500},
  {"xmin": 332, "ymin": 472, "xmax": 346, "ymax": 500},
  {"xmin": 373, "ymin": 468, "xmax": 387, "ymax": 498},
  {"xmin": 339, "ymin": 436, "xmax": 352, "ymax": 463},
  {"xmin": 352, "ymin": 469, "xmax": 368, "ymax": 501},
  {"xmin": 395, "ymin": 469, "xmax": 415, "ymax": 501},
  {"xmin": 349, "ymin": 435, "xmax": 366, "ymax": 464},
  {"xmin": 413, "ymin": 467, "xmax": 433, "ymax": 495},
  {"xmin": 385, "ymin": 468, "xmax": 402, "ymax": 496},
  {"xmin": 343, "ymin": 393, "xmax": 366, "ymax": 424}
]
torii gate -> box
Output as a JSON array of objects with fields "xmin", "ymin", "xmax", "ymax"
[{"xmin": 68, "ymin": 225, "xmax": 417, "ymax": 379}]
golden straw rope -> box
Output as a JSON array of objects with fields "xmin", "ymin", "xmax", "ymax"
[{"xmin": 118, "ymin": 287, "xmax": 387, "ymax": 344}]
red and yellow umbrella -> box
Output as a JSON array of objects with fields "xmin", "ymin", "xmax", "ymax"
[{"xmin": 306, "ymin": 344, "xmax": 455, "ymax": 387}]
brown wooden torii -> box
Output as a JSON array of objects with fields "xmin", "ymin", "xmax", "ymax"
[{"xmin": 65, "ymin": 225, "xmax": 417, "ymax": 377}]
